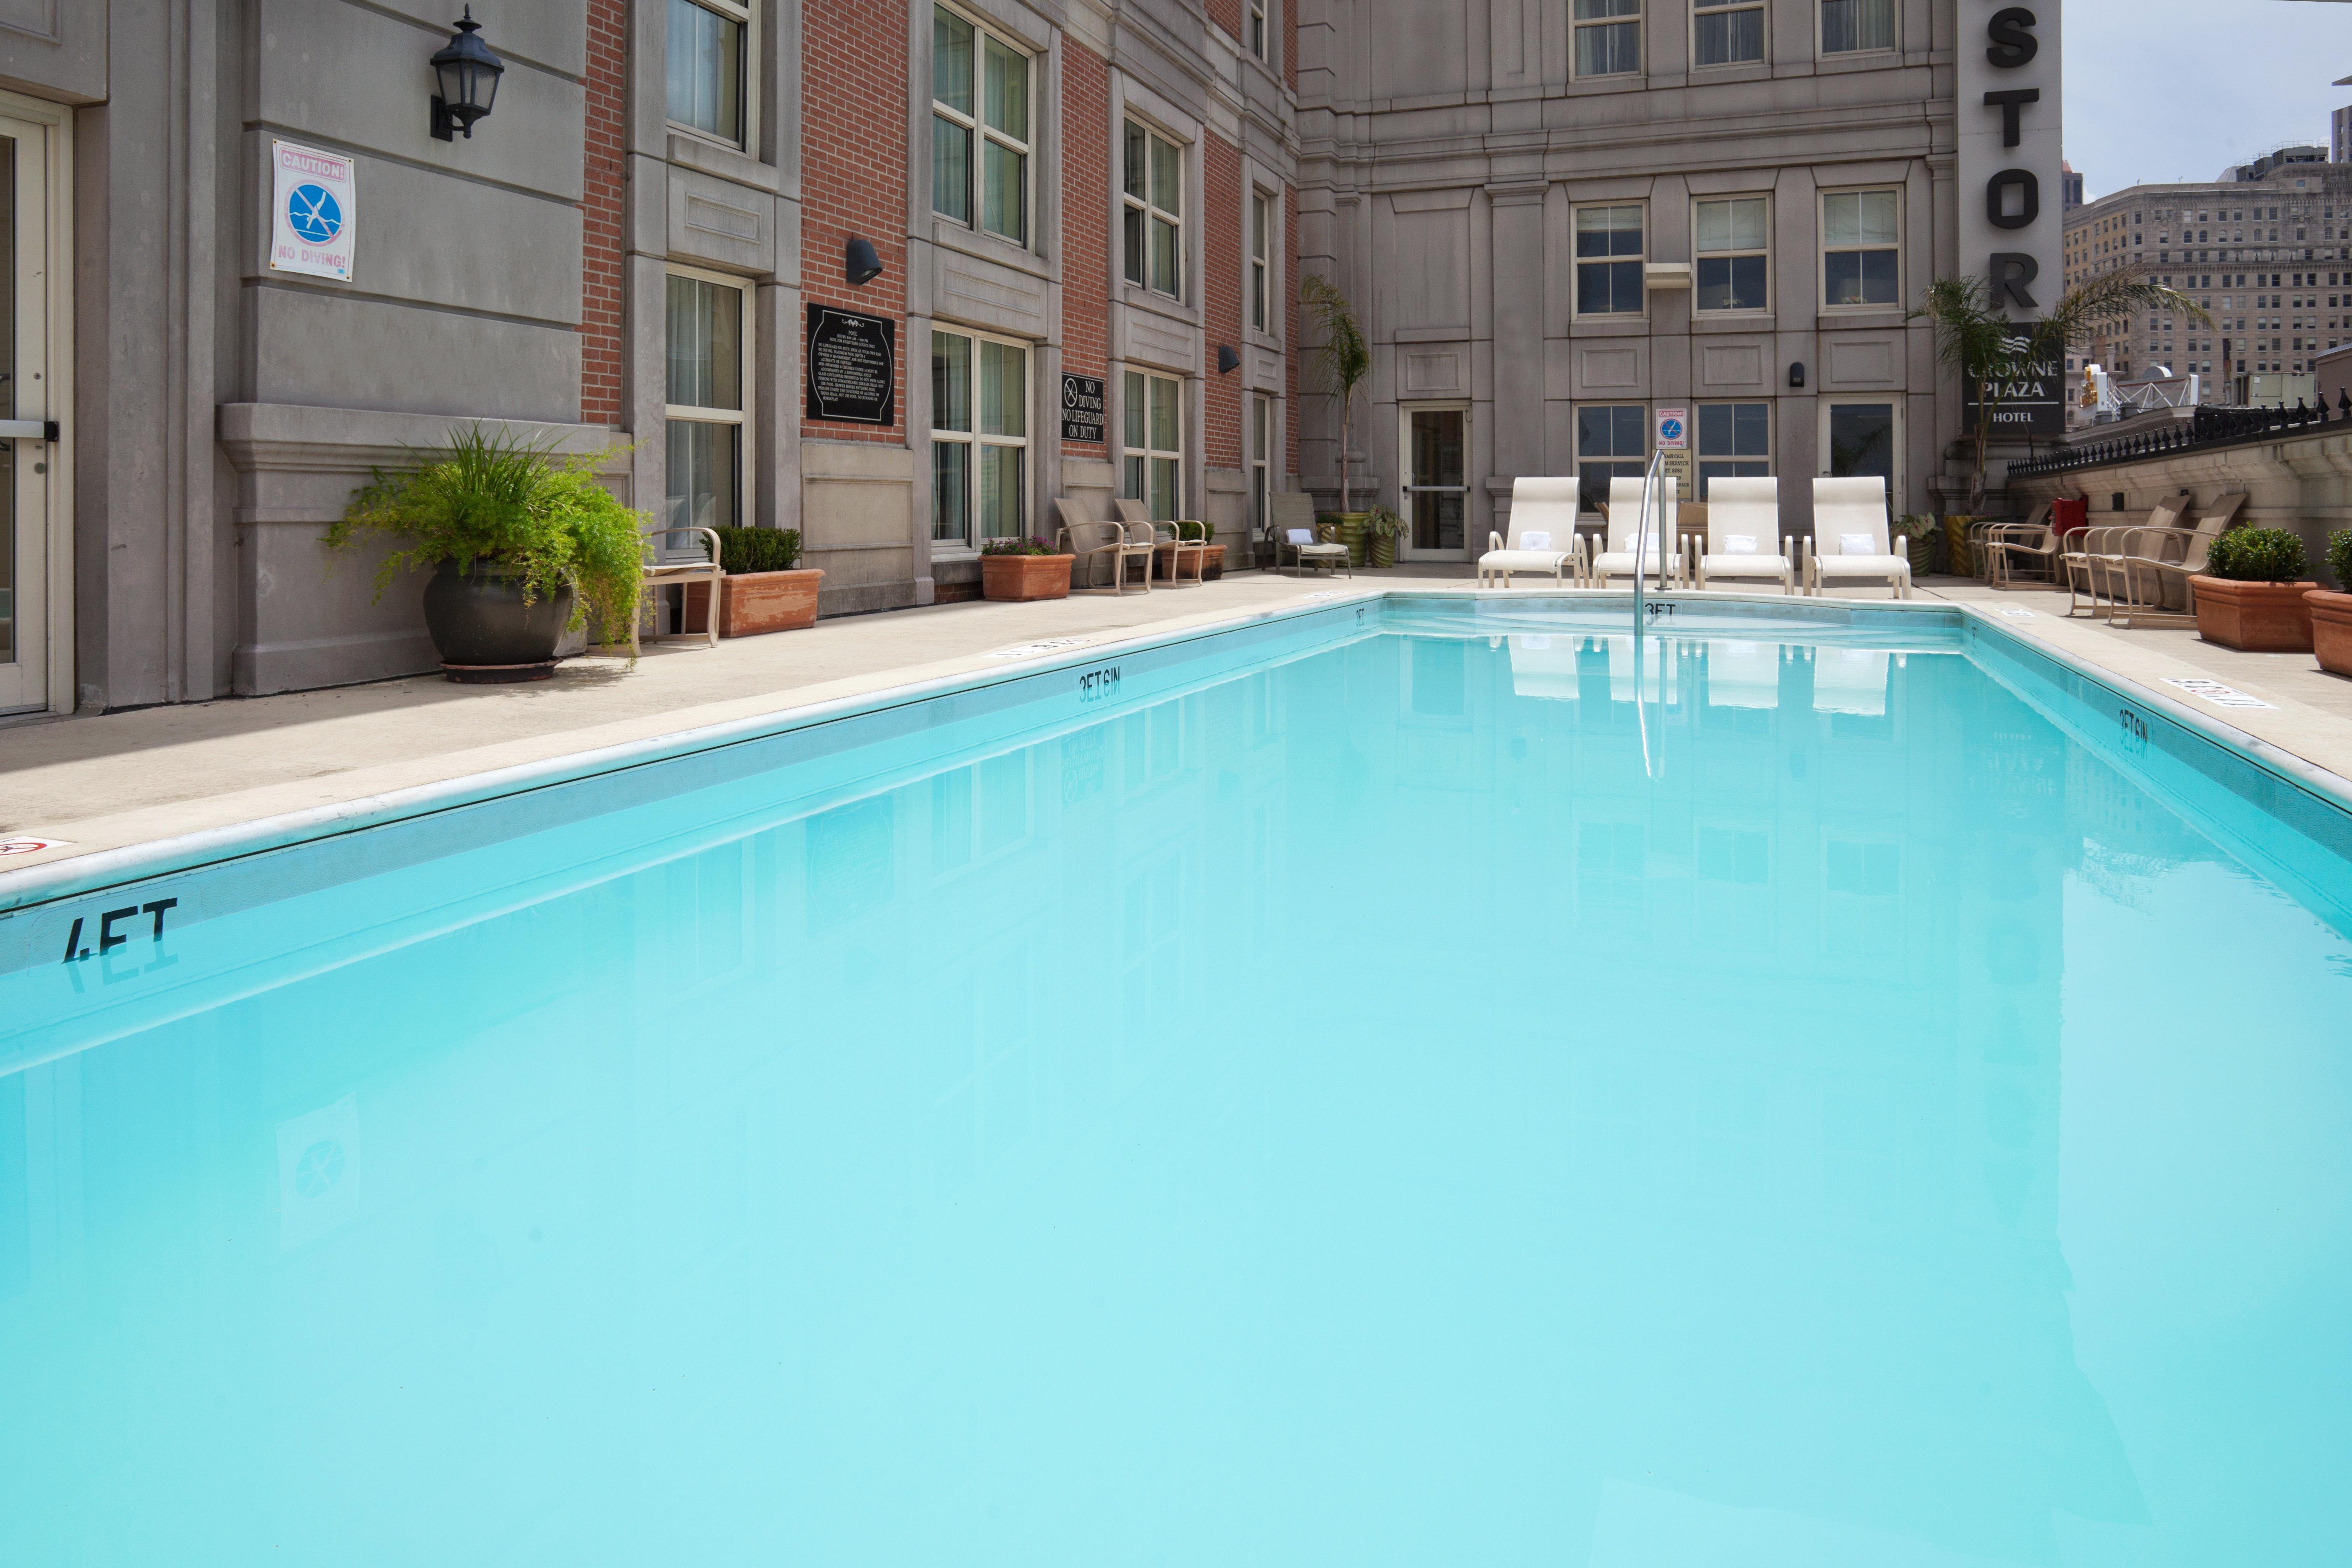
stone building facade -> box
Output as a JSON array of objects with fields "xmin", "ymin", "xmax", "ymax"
[
  {"xmin": 1, "ymin": 0, "xmax": 1300, "ymax": 718},
  {"xmin": 2062, "ymin": 159, "xmax": 2352, "ymax": 402}
]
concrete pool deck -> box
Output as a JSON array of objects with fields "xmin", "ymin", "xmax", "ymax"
[{"xmin": 4, "ymin": 566, "xmax": 2350, "ymax": 885}]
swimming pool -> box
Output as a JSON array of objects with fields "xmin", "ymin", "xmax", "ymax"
[{"xmin": 4, "ymin": 595, "xmax": 2349, "ymax": 1565}]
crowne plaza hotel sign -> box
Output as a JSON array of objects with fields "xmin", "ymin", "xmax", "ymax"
[{"xmin": 1958, "ymin": 3, "xmax": 2063, "ymax": 435}]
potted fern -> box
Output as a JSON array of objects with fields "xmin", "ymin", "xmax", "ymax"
[
  {"xmin": 979, "ymin": 535, "xmax": 1075, "ymax": 601},
  {"xmin": 327, "ymin": 427, "xmax": 644, "ymax": 681},
  {"xmin": 689, "ymin": 526, "xmax": 823, "ymax": 637},
  {"xmin": 1363, "ymin": 504, "xmax": 1407, "ymax": 569},
  {"xmin": 2194, "ymin": 527, "xmax": 2315, "ymax": 653},
  {"xmin": 2308, "ymin": 529, "xmax": 2352, "ymax": 677}
]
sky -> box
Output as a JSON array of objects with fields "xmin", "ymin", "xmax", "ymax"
[{"xmin": 2065, "ymin": 0, "xmax": 2352, "ymax": 198}]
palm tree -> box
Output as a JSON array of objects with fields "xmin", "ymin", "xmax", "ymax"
[
  {"xmin": 1301, "ymin": 273, "xmax": 1370, "ymax": 514},
  {"xmin": 1911, "ymin": 270, "xmax": 2214, "ymax": 509}
]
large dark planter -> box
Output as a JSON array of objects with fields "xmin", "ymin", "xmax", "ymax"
[
  {"xmin": 2191, "ymin": 575, "xmax": 2316, "ymax": 653},
  {"xmin": 421, "ymin": 560, "xmax": 575, "ymax": 681},
  {"xmin": 2308, "ymin": 589, "xmax": 2352, "ymax": 677}
]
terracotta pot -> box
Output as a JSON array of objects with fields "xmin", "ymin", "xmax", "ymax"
[
  {"xmin": 684, "ymin": 567, "xmax": 825, "ymax": 637},
  {"xmin": 2308, "ymin": 588, "xmax": 2352, "ymax": 676},
  {"xmin": 981, "ymin": 553, "xmax": 1075, "ymax": 601},
  {"xmin": 1151, "ymin": 541, "xmax": 1220, "ymax": 580},
  {"xmin": 2192, "ymin": 575, "xmax": 2316, "ymax": 652}
]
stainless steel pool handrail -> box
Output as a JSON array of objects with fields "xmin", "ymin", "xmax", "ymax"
[{"xmin": 1630, "ymin": 447, "xmax": 1666, "ymax": 632}]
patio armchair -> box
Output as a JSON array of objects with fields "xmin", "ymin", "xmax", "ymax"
[
  {"xmin": 1478, "ymin": 477, "xmax": 1581, "ymax": 588},
  {"xmin": 1981, "ymin": 500, "xmax": 2066, "ymax": 588},
  {"xmin": 2115, "ymin": 490, "xmax": 2249, "ymax": 624},
  {"xmin": 642, "ymin": 524, "xmax": 724, "ymax": 649},
  {"xmin": 1055, "ymin": 498, "xmax": 1153, "ymax": 594},
  {"xmin": 2065, "ymin": 496, "xmax": 2188, "ymax": 616}
]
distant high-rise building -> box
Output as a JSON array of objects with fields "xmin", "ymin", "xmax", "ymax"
[
  {"xmin": 2336, "ymin": 106, "xmax": 2352, "ymax": 163},
  {"xmin": 2063, "ymin": 158, "xmax": 2352, "ymax": 406},
  {"xmin": 2062, "ymin": 161, "xmax": 2084, "ymax": 211},
  {"xmin": 2226, "ymin": 144, "xmax": 2326, "ymax": 183}
]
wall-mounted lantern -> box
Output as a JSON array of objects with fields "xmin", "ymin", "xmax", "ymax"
[
  {"xmin": 1788, "ymin": 361, "xmax": 1806, "ymax": 389},
  {"xmin": 846, "ymin": 236, "xmax": 884, "ymax": 286},
  {"xmin": 1216, "ymin": 345, "xmax": 1240, "ymax": 374},
  {"xmin": 430, "ymin": 8, "xmax": 505, "ymax": 141}
]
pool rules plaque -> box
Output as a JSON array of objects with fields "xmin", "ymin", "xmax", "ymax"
[{"xmin": 805, "ymin": 304, "xmax": 896, "ymax": 426}]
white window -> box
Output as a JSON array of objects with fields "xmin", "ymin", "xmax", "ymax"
[
  {"xmin": 1820, "ymin": 0, "xmax": 1893, "ymax": 54},
  {"xmin": 1251, "ymin": 189, "xmax": 1271, "ymax": 332},
  {"xmin": 1694, "ymin": 0, "xmax": 1764, "ymax": 66},
  {"xmin": 1251, "ymin": 394, "xmax": 1272, "ymax": 539},
  {"xmin": 1124, "ymin": 370, "xmax": 1182, "ymax": 518},
  {"xmin": 1575, "ymin": 204, "xmax": 1645, "ymax": 315},
  {"xmin": 1575, "ymin": 404, "xmax": 1648, "ymax": 514},
  {"xmin": 665, "ymin": 270, "xmax": 750, "ymax": 533},
  {"xmin": 1249, "ymin": 0, "xmax": 1268, "ymax": 62},
  {"xmin": 1574, "ymin": 0, "xmax": 1641, "ymax": 77},
  {"xmin": 932, "ymin": 6, "xmax": 1030, "ymax": 245},
  {"xmin": 931, "ymin": 328, "xmax": 1030, "ymax": 547},
  {"xmin": 1822, "ymin": 188, "xmax": 1899, "ymax": 307},
  {"xmin": 1695, "ymin": 196, "xmax": 1768, "ymax": 312},
  {"xmin": 668, "ymin": 0, "xmax": 751, "ymax": 149},
  {"xmin": 1696, "ymin": 402, "xmax": 1770, "ymax": 498},
  {"xmin": 1124, "ymin": 122, "xmax": 1184, "ymax": 297}
]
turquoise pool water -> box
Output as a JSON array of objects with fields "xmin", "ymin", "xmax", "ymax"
[{"xmin": 3, "ymin": 603, "xmax": 2350, "ymax": 1565}]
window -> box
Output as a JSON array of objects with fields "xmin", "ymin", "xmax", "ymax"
[
  {"xmin": 1821, "ymin": 0, "xmax": 1892, "ymax": 52},
  {"xmin": 1124, "ymin": 371, "xmax": 1181, "ymax": 518},
  {"xmin": 1695, "ymin": 197, "xmax": 1768, "ymax": 312},
  {"xmin": 1574, "ymin": 0, "xmax": 1641, "ymax": 77},
  {"xmin": 1251, "ymin": 190, "xmax": 1271, "ymax": 331},
  {"xmin": 931, "ymin": 328, "xmax": 1029, "ymax": 547},
  {"xmin": 665, "ymin": 272, "xmax": 748, "ymax": 534},
  {"xmin": 1576, "ymin": 205, "xmax": 1645, "ymax": 315},
  {"xmin": 1694, "ymin": 0, "xmax": 1764, "ymax": 66},
  {"xmin": 1575, "ymin": 404, "xmax": 1648, "ymax": 514},
  {"xmin": 933, "ymin": 7, "xmax": 1030, "ymax": 244},
  {"xmin": 1823, "ymin": 189, "xmax": 1899, "ymax": 306},
  {"xmin": 1250, "ymin": 394, "xmax": 1271, "ymax": 539},
  {"xmin": 668, "ymin": 0, "xmax": 749, "ymax": 147},
  {"xmin": 1124, "ymin": 122, "xmax": 1183, "ymax": 297},
  {"xmin": 1696, "ymin": 403, "xmax": 1769, "ymax": 498},
  {"xmin": 1249, "ymin": 0, "xmax": 1268, "ymax": 62}
]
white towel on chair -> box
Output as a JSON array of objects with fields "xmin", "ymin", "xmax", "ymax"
[{"xmin": 1839, "ymin": 532, "xmax": 1877, "ymax": 555}]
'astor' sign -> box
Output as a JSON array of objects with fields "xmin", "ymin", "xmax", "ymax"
[{"xmin": 1957, "ymin": 2, "xmax": 2063, "ymax": 433}]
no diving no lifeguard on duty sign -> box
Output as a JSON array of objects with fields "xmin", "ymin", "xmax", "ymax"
[{"xmin": 271, "ymin": 140, "xmax": 356, "ymax": 282}]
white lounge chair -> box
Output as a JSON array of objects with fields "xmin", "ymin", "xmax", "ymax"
[
  {"xmin": 1480, "ymin": 477, "xmax": 1581, "ymax": 588},
  {"xmin": 1506, "ymin": 633, "xmax": 1581, "ymax": 701},
  {"xmin": 1807, "ymin": 477, "xmax": 1912, "ymax": 599},
  {"xmin": 1703, "ymin": 639, "xmax": 1782, "ymax": 709},
  {"xmin": 1694, "ymin": 477, "xmax": 1794, "ymax": 594},
  {"xmin": 1606, "ymin": 633, "xmax": 1681, "ymax": 706},
  {"xmin": 1812, "ymin": 647, "xmax": 1891, "ymax": 717},
  {"xmin": 1591, "ymin": 476, "xmax": 1679, "ymax": 589}
]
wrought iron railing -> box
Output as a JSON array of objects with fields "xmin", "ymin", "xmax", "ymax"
[{"xmin": 2008, "ymin": 391, "xmax": 2352, "ymax": 478}]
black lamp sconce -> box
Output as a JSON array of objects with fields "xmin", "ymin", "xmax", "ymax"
[
  {"xmin": 430, "ymin": 8, "xmax": 505, "ymax": 142},
  {"xmin": 846, "ymin": 236, "xmax": 884, "ymax": 286},
  {"xmin": 1787, "ymin": 361, "xmax": 1805, "ymax": 389},
  {"xmin": 1216, "ymin": 345, "xmax": 1240, "ymax": 375}
]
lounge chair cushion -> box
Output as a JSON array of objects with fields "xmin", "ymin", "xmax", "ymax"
[
  {"xmin": 1725, "ymin": 534, "xmax": 1758, "ymax": 554},
  {"xmin": 1519, "ymin": 530, "xmax": 1553, "ymax": 551},
  {"xmin": 1482, "ymin": 549, "xmax": 1572, "ymax": 574},
  {"xmin": 1838, "ymin": 532, "xmax": 1877, "ymax": 555},
  {"xmin": 1699, "ymin": 552, "xmax": 1791, "ymax": 578}
]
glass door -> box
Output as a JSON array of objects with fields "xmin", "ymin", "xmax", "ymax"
[
  {"xmin": 0, "ymin": 111, "xmax": 51, "ymax": 714},
  {"xmin": 1400, "ymin": 406, "xmax": 1467, "ymax": 558},
  {"xmin": 1819, "ymin": 400, "xmax": 1901, "ymax": 514}
]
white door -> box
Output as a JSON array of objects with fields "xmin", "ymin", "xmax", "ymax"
[
  {"xmin": 1817, "ymin": 399, "xmax": 1903, "ymax": 513},
  {"xmin": 1399, "ymin": 405, "xmax": 1469, "ymax": 560},
  {"xmin": 0, "ymin": 108, "xmax": 56, "ymax": 714}
]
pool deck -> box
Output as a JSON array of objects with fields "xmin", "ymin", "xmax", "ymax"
[{"xmin": 5, "ymin": 566, "xmax": 2350, "ymax": 885}]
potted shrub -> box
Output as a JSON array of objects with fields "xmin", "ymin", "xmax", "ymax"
[
  {"xmin": 2309, "ymin": 528, "xmax": 2352, "ymax": 678},
  {"xmin": 979, "ymin": 535, "xmax": 1075, "ymax": 601},
  {"xmin": 1893, "ymin": 514, "xmax": 1939, "ymax": 577},
  {"xmin": 1325, "ymin": 511, "xmax": 1371, "ymax": 568},
  {"xmin": 687, "ymin": 526, "xmax": 823, "ymax": 637},
  {"xmin": 2194, "ymin": 527, "xmax": 2316, "ymax": 652},
  {"xmin": 1151, "ymin": 522, "xmax": 1217, "ymax": 580},
  {"xmin": 328, "ymin": 427, "xmax": 643, "ymax": 682},
  {"xmin": 1363, "ymin": 504, "xmax": 1406, "ymax": 569}
]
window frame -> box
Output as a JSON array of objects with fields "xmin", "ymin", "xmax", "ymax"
[
  {"xmin": 1693, "ymin": 193, "xmax": 1771, "ymax": 315},
  {"xmin": 1819, "ymin": 185, "xmax": 1903, "ymax": 312},
  {"xmin": 1250, "ymin": 393, "xmax": 1272, "ymax": 541},
  {"xmin": 1122, "ymin": 369, "xmax": 1184, "ymax": 519},
  {"xmin": 929, "ymin": 323, "xmax": 1033, "ymax": 553},
  {"xmin": 666, "ymin": 0, "xmax": 758, "ymax": 154},
  {"xmin": 663, "ymin": 264, "xmax": 755, "ymax": 542},
  {"xmin": 1573, "ymin": 402, "xmax": 1651, "ymax": 518},
  {"xmin": 1818, "ymin": 0, "xmax": 1895, "ymax": 57},
  {"xmin": 1123, "ymin": 120, "xmax": 1186, "ymax": 301},
  {"xmin": 1573, "ymin": 201, "xmax": 1648, "ymax": 319},
  {"xmin": 1250, "ymin": 187, "xmax": 1272, "ymax": 334},
  {"xmin": 1692, "ymin": 0, "xmax": 1767, "ymax": 70},
  {"xmin": 930, "ymin": 3, "xmax": 1034, "ymax": 248},
  {"xmin": 1248, "ymin": 0, "xmax": 1269, "ymax": 64},
  {"xmin": 1694, "ymin": 400, "xmax": 1772, "ymax": 500},
  {"xmin": 1572, "ymin": 0, "xmax": 1643, "ymax": 80}
]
